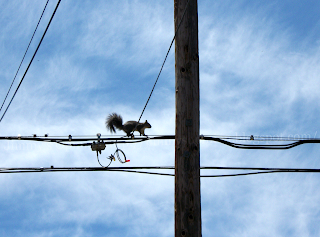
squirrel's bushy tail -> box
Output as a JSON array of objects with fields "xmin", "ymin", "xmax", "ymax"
[{"xmin": 106, "ymin": 113, "xmax": 123, "ymax": 133}]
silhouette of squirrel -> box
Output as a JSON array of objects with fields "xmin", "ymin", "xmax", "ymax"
[{"xmin": 106, "ymin": 113, "xmax": 151, "ymax": 137}]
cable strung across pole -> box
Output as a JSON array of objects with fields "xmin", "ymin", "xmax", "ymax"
[
  {"xmin": 0, "ymin": 0, "xmax": 62, "ymax": 123},
  {"xmin": 2, "ymin": 135, "xmax": 320, "ymax": 149},
  {"xmin": 0, "ymin": 0, "xmax": 50, "ymax": 114},
  {"xmin": 136, "ymin": 0, "xmax": 191, "ymax": 124},
  {"xmin": 1, "ymin": 166, "xmax": 320, "ymax": 178}
]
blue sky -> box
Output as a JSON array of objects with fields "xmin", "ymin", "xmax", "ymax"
[{"xmin": 1, "ymin": 0, "xmax": 320, "ymax": 236}]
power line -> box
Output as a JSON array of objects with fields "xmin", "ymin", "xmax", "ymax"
[
  {"xmin": 2, "ymin": 134, "xmax": 320, "ymax": 150},
  {"xmin": 0, "ymin": 0, "xmax": 50, "ymax": 114},
  {"xmin": 136, "ymin": 0, "xmax": 191, "ymax": 124},
  {"xmin": 1, "ymin": 166, "xmax": 320, "ymax": 177},
  {"xmin": 201, "ymin": 171, "xmax": 279, "ymax": 178},
  {"xmin": 201, "ymin": 135, "xmax": 320, "ymax": 149},
  {"xmin": 0, "ymin": 0, "xmax": 62, "ymax": 123},
  {"xmin": 207, "ymin": 135, "xmax": 317, "ymax": 142}
]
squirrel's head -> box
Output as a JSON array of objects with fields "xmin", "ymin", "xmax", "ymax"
[{"xmin": 144, "ymin": 120, "xmax": 152, "ymax": 128}]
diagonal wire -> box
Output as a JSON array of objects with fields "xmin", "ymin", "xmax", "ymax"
[
  {"xmin": 0, "ymin": 0, "xmax": 62, "ymax": 123},
  {"xmin": 0, "ymin": 0, "xmax": 50, "ymax": 114},
  {"xmin": 137, "ymin": 0, "xmax": 191, "ymax": 123}
]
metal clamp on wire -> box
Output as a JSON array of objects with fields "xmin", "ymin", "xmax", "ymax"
[
  {"xmin": 91, "ymin": 133, "xmax": 106, "ymax": 155},
  {"xmin": 91, "ymin": 133, "xmax": 130, "ymax": 167},
  {"xmin": 91, "ymin": 141, "xmax": 106, "ymax": 154}
]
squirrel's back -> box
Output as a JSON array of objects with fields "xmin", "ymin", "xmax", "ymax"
[{"xmin": 106, "ymin": 113, "xmax": 151, "ymax": 136}]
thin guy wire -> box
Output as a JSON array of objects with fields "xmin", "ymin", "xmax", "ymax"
[
  {"xmin": 137, "ymin": 0, "xmax": 191, "ymax": 123},
  {"xmin": 0, "ymin": 0, "xmax": 62, "ymax": 123},
  {"xmin": 0, "ymin": 0, "xmax": 50, "ymax": 114}
]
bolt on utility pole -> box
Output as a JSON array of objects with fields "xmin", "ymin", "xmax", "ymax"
[{"xmin": 174, "ymin": 0, "xmax": 201, "ymax": 236}]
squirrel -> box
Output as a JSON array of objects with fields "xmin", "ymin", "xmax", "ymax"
[{"xmin": 106, "ymin": 113, "xmax": 151, "ymax": 137}]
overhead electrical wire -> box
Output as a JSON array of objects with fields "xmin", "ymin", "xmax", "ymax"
[
  {"xmin": 2, "ymin": 134, "xmax": 319, "ymax": 177},
  {"xmin": 1, "ymin": 166, "xmax": 320, "ymax": 178},
  {"xmin": 0, "ymin": 0, "xmax": 62, "ymax": 123},
  {"xmin": 0, "ymin": 0, "xmax": 50, "ymax": 114},
  {"xmin": 206, "ymin": 135, "xmax": 317, "ymax": 142},
  {"xmin": 200, "ymin": 136, "xmax": 320, "ymax": 149},
  {"xmin": 1, "ymin": 134, "xmax": 320, "ymax": 150},
  {"xmin": 136, "ymin": 0, "xmax": 191, "ymax": 124}
]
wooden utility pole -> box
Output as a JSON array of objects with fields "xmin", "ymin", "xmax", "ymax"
[{"xmin": 174, "ymin": 0, "xmax": 201, "ymax": 236}]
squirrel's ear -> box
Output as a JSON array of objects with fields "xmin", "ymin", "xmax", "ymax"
[{"xmin": 145, "ymin": 120, "xmax": 148, "ymax": 122}]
